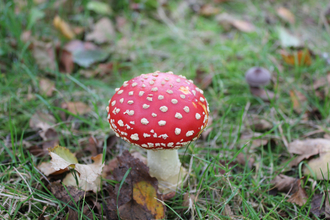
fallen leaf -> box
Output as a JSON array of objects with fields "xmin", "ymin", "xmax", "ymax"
[
  {"xmin": 43, "ymin": 146, "xmax": 104, "ymax": 192},
  {"xmin": 182, "ymin": 193, "xmax": 198, "ymax": 207},
  {"xmin": 132, "ymin": 181, "xmax": 165, "ymax": 219},
  {"xmin": 240, "ymin": 130, "xmax": 269, "ymax": 149},
  {"xmin": 61, "ymin": 101, "xmax": 92, "ymax": 115},
  {"xmin": 311, "ymin": 193, "xmax": 325, "ymax": 217},
  {"xmin": 246, "ymin": 115, "xmax": 273, "ymax": 132},
  {"xmin": 32, "ymin": 41, "xmax": 56, "ymax": 71},
  {"xmin": 287, "ymin": 180, "xmax": 308, "ymax": 206},
  {"xmin": 304, "ymin": 152, "xmax": 330, "ymax": 179},
  {"xmin": 288, "ymin": 138, "xmax": 330, "ymax": 167},
  {"xmin": 277, "ymin": 27, "xmax": 302, "ymax": 48},
  {"xmin": 86, "ymin": 17, "xmax": 115, "ymax": 44},
  {"xmin": 195, "ymin": 68, "xmax": 213, "ymax": 90},
  {"xmin": 53, "ymin": 15, "xmax": 75, "ymax": 39},
  {"xmin": 119, "ymin": 200, "xmax": 154, "ymax": 220},
  {"xmin": 29, "ymin": 111, "xmax": 56, "ymax": 130},
  {"xmin": 199, "ymin": 4, "xmax": 220, "ymax": 16},
  {"xmin": 104, "ymin": 151, "xmax": 164, "ymax": 219},
  {"xmin": 60, "ymin": 40, "xmax": 98, "ymax": 73},
  {"xmin": 73, "ymin": 49, "xmax": 109, "ymax": 68},
  {"xmin": 236, "ymin": 152, "xmax": 255, "ymax": 168},
  {"xmin": 271, "ymin": 174, "xmax": 299, "ymax": 193},
  {"xmin": 48, "ymin": 180, "xmax": 84, "ymax": 206},
  {"xmin": 280, "ymin": 49, "xmax": 312, "ymax": 66},
  {"xmin": 39, "ymin": 78, "xmax": 55, "ymax": 97},
  {"xmin": 216, "ymin": 13, "xmax": 256, "ymax": 33},
  {"xmin": 289, "ymin": 89, "xmax": 307, "ymax": 114},
  {"xmin": 86, "ymin": 1, "xmax": 112, "ymax": 15},
  {"xmin": 277, "ymin": 7, "xmax": 295, "ymax": 24},
  {"xmin": 38, "ymin": 161, "xmax": 68, "ymax": 176}
]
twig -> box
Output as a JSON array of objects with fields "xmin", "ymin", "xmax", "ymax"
[{"xmin": 0, "ymin": 192, "xmax": 57, "ymax": 206}]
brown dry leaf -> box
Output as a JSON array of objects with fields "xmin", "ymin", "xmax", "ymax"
[
  {"xmin": 86, "ymin": 17, "xmax": 115, "ymax": 44},
  {"xmin": 288, "ymin": 138, "xmax": 330, "ymax": 167},
  {"xmin": 132, "ymin": 181, "xmax": 165, "ymax": 219},
  {"xmin": 304, "ymin": 152, "xmax": 330, "ymax": 179},
  {"xmin": 231, "ymin": 19, "xmax": 256, "ymax": 33},
  {"xmin": 119, "ymin": 200, "xmax": 154, "ymax": 220},
  {"xmin": 287, "ymin": 180, "xmax": 308, "ymax": 206},
  {"xmin": 195, "ymin": 68, "xmax": 213, "ymax": 90},
  {"xmin": 271, "ymin": 174, "xmax": 299, "ymax": 193},
  {"xmin": 246, "ymin": 115, "xmax": 273, "ymax": 132},
  {"xmin": 39, "ymin": 78, "xmax": 55, "ymax": 97},
  {"xmin": 104, "ymin": 151, "xmax": 164, "ymax": 219},
  {"xmin": 236, "ymin": 152, "xmax": 255, "ymax": 168},
  {"xmin": 277, "ymin": 7, "xmax": 295, "ymax": 24},
  {"xmin": 32, "ymin": 41, "xmax": 56, "ymax": 71},
  {"xmin": 289, "ymin": 89, "xmax": 307, "ymax": 114},
  {"xmin": 61, "ymin": 101, "xmax": 92, "ymax": 115},
  {"xmin": 29, "ymin": 111, "xmax": 56, "ymax": 130},
  {"xmin": 216, "ymin": 13, "xmax": 256, "ymax": 33},
  {"xmin": 199, "ymin": 4, "xmax": 220, "ymax": 16},
  {"xmin": 183, "ymin": 193, "xmax": 198, "ymax": 207},
  {"xmin": 49, "ymin": 146, "xmax": 78, "ymax": 171},
  {"xmin": 53, "ymin": 15, "xmax": 75, "ymax": 39},
  {"xmin": 48, "ymin": 180, "xmax": 84, "ymax": 206},
  {"xmin": 280, "ymin": 49, "xmax": 312, "ymax": 66},
  {"xmin": 240, "ymin": 131, "xmax": 269, "ymax": 149},
  {"xmin": 311, "ymin": 194, "xmax": 324, "ymax": 217}
]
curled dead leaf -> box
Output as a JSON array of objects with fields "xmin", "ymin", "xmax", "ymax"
[
  {"xmin": 277, "ymin": 7, "xmax": 295, "ymax": 24},
  {"xmin": 86, "ymin": 17, "xmax": 115, "ymax": 44},
  {"xmin": 39, "ymin": 78, "xmax": 55, "ymax": 97},
  {"xmin": 61, "ymin": 101, "xmax": 92, "ymax": 115},
  {"xmin": 53, "ymin": 15, "xmax": 75, "ymax": 39}
]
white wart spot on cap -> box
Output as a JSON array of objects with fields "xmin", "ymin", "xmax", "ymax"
[
  {"xmin": 148, "ymin": 143, "xmax": 154, "ymax": 147},
  {"xmin": 175, "ymin": 128, "xmax": 181, "ymax": 135},
  {"xmin": 200, "ymin": 97, "xmax": 205, "ymax": 102},
  {"xmin": 158, "ymin": 95, "xmax": 164, "ymax": 100},
  {"xmin": 167, "ymin": 90, "xmax": 173, "ymax": 94},
  {"xmin": 175, "ymin": 112, "xmax": 182, "ymax": 119},
  {"xmin": 161, "ymin": 81, "xmax": 166, "ymax": 85},
  {"xmin": 143, "ymin": 133, "xmax": 151, "ymax": 138},
  {"xmin": 128, "ymin": 91, "xmax": 134, "ymax": 96},
  {"xmin": 115, "ymin": 88, "xmax": 120, "ymax": 92},
  {"xmin": 149, "ymin": 81, "xmax": 155, "ymax": 85},
  {"xmin": 106, "ymin": 106, "xmax": 109, "ymax": 112},
  {"xmin": 123, "ymin": 81, "xmax": 128, "ymax": 87},
  {"xmin": 142, "ymin": 144, "xmax": 148, "ymax": 148},
  {"xmin": 141, "ymin": 118, "xmax": 149, "ymax": 125},
  {"xmin": 186, "ymin": 130, "xmax": 194, "ymax": 137},
  {"xmin": 147, "ymin": 97, "xmax": 153, "ymax": 101},
  {"xmin": 171, "ymin": 99, "xmax": 178, "ymax": 104},
  {"xmin": 139, "ymin": 91, "xmax": 145, "ymax": 96},
  {"xmin": 117, "ymin": 90, "xmax": 124, "ymax": 94},
  {"xmin": 131, "ymin": 133, "xmax": 139, "ymax": 141},
  {"xmin": 142, "ymin": 84, "xmax": 146, "ymax": 88},
  {"xmin": 192, "ymin": 90, "xmax": 196, "ymax": 96},
  {"xmin": 130, "ymin": 121, "xmax": 135, "ymax": 124},
  {"xmin": 165, "ymin": 77, "xmax": 169, "ymax": 81},
  {"xmin": 151, "ymin": 87, "xmax": 158, "ymax": 92},
  {"xmin": 132, "ymin": 82, "xmax": 138, "ymax": 87},
  {"xmin": 167, "ymin": 142, "xmax": 174, "ymax": 147},
  {"xmin": 119, "ymin": 98, "xmax": 124, "ymax": 103},
  {"xmin": 118, "ymin": 120, "xmax": 124, "ymax": 127},
  {"xmin": 176, "ymin": 79, "xmax": 181, "ymax": 83},
  {"xmin": 180, "ymin": 94, "xmax": 185, "ymax": 99},
  {"xmin": 152, "ymin": 113, "xmax": 157, "ymax": 117},
  {"xmin": 196, "ymin": 113, "xmax": 201, "ymax": 120},
  {"xmin": 127, "ymin": 100, "xmax": 134, "ymax": 104},
  {"xmin": 183, "ymin": 106, "xmax": 190, "ymax": 113},
  {"xmin": 158, "ymin": 120, "xmax": 166, "ymax": 126},
  {"xmin": 160, "ymin": 106, "xmax": 168, "ymax": 112},
  {"xmin": 143, "ymin": 104, "xmax": 150, "ymax": 109}
]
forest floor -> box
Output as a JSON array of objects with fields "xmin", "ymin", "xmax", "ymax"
[{"xmin": 1, "ymin": 0, "xmax": 330, "ymax": 219}]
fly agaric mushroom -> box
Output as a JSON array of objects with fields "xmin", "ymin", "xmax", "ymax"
[
  {"xmin": 245, "ymin": 67, "xmax": 275, "ymax": 100},
  {"xmin": 106, "ymin": 71, "xmax": 209, "ymax": 192}
]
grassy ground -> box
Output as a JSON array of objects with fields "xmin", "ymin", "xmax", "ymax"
[{"xmin": 1, "ymin": 0, "xmax": 330, "ymax": 219}]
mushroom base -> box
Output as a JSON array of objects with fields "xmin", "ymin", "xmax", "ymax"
[{"xmin": 147, "ymin": 149, "xmax": 187, "ymax": 194}]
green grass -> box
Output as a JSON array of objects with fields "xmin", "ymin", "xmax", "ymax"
[{"xmin": 1, "ymin": 0, "xmax": 330, "ymax": 219}]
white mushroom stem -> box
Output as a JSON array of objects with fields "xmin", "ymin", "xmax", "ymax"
[{"xmin": 147, "ymin": 149, "xmax": 184, "ymax": 192}]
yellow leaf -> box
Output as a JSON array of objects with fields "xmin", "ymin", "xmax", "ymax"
[
  {"xmin": 49, "ymin": 145, "xmax": 78, "ymax": 171},
  {"xmin": 133, "ymin": 181, "xmax": 165, "ymax": 219},
  {"xmin": 53, "ymin": 15, "xmax": 75, "ymax": 39},
  {"xmin": 280, "ymin": 49, "xmax": 312, "ymax": 66}
]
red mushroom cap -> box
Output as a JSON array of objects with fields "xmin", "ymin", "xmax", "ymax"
[{"xmin": 106, "ymin": 71, "xmax": 209, "ymax": 150}]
